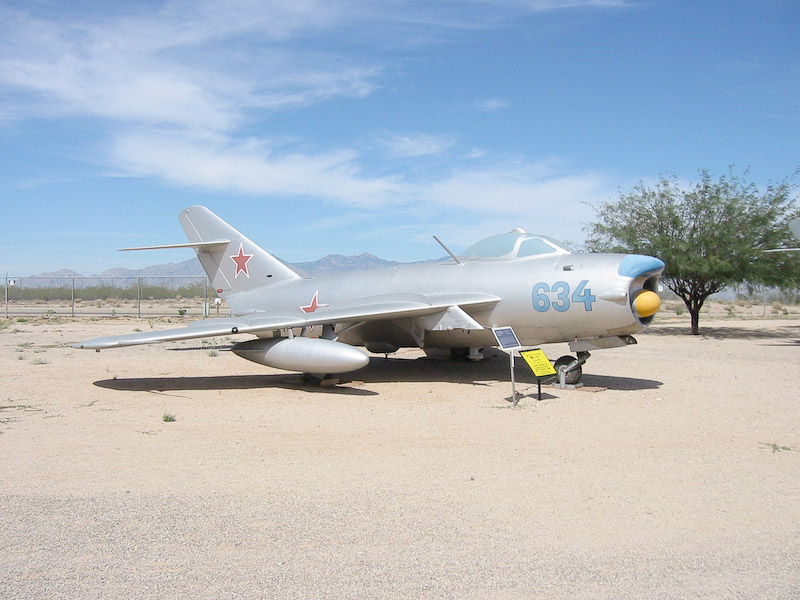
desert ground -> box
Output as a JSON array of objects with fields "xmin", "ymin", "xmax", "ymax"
[{"xmin": 1, "ymin": 313, "xmax": 798, "ymax": 599}]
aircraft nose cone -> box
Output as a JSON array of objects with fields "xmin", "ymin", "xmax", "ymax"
[
  {"xmin": 634, "ymin": 290, "xmax": 661, "ymax": 318},
  {"xmin": 618, "ymin": 254, "xmax": 665, "ymax": 278}
]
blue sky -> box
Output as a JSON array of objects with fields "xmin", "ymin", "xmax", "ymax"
[{"xmin": 1, "ymin": 0, "xmax": 798, "ymax": 274}]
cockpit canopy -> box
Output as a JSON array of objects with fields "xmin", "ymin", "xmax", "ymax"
[{"xmin": 458, "ymin": 228, "xmax": 572, "ymax": 261}]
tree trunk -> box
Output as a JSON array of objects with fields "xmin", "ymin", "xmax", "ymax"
[
  {"xmin": 685, "ymin": 295, "xmax": 709, "ymax": 335},
  {"xmin": 677, "ymin": 294, "xmax": 704, "ymax": 335},
  {"xmin": 689, "ymin": 307, "xmax": 700, "ymax": 335},
  {"xmin": 671, "ymin": 281, "xmax": 715, "ymax": 336}
]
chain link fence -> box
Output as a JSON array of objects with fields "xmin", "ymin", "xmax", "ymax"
[{"xmin": 2, "ymin": 275, "xmax": 230, "ymax": 318}]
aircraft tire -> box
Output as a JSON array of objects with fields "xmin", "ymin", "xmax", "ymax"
[
  {"xmin": 450, "ymin": 347, "xmax": 470, "ymax": 360},
  {"xmin": 302, "ymin": 373, "xmax": 329, "ymax": 385}
]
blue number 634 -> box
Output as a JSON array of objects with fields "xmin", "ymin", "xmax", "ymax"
[{"xmin": 532, "ymin": 280, "xmax": 595, "ymax": 312}]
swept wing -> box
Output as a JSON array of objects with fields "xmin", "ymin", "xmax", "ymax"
[{"xmin": 74, "ymin": 293, "xmax": 499, "ymax": 350}]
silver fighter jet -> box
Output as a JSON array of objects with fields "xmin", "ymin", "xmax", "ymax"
[{"xmin": 75, "ymin": 206, "xmax": 665, "ymax": 383}]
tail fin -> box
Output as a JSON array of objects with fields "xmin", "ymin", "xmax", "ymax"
[{"xmin": 179, "ymin": 205, "xmax": 302, "ymax": 297}]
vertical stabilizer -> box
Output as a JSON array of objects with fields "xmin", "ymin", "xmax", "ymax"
[{"xmin": 179, "ymin": 206, "xmax": 302, "ymax": 297}]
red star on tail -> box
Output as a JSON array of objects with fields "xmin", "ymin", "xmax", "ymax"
[{"xmin": 230, "ymin": 243, "xmax": 253, "ymax": 278}]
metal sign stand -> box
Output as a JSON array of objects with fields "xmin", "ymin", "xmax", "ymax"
[
  {"xmin": 508, "ymin": 350, "xmax": 522, "ymax": 407},
  {"xmin": 491, "ymin": 327, "xmax": 524, "ymax": 406}
]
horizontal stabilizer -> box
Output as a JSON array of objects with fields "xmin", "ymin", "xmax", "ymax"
[{"xmin": 119, "ymin": 240, "xmax": 230, "ymax": 252}]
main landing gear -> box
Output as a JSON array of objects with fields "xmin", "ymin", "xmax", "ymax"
[{"xmin": 450, "ymin": 347, "xmax": 485, "ymax": 361}]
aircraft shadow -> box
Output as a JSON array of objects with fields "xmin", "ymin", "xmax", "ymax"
[
  {"xmin": 348, "ymin": 353, "xmax": 662, "ymax": 392},
  {"xmin": 93, "ymin": 351, "xmax": 661, "ymax": 394},
  {"xmin": 93, "ymin": 374, "xmax": 378, "ymax": 396},
  {"xmin": 578, "ymin": 373, "xmax": 662, "ymax": 391}
]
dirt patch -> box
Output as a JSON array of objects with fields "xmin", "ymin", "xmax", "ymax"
[{"xmin": 1, "ymin": 317, "xmax": 798, "ymax": 598}]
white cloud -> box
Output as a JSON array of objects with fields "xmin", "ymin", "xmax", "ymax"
[
  {"xmin": 381, "ymin": 133, "xmax": 456, "ymax": 158},
  {"xmin": 112, "ymin": 130, "xmax": 409, "ymax": 207},
  {"xmin": 111, "ymin": 124, "xmax": 611, "ymax": 244},
  {"xmin": 0, "ymin": 0, "xmax": 624, "ymax": 241},
  {"xmin": 0, "ymin": 2, "xmax": 378, "ymax": 133},
  {"xmin": 0, "ymin": 0, "xmax": 629, "ymax": 132},
  {"xmin": 422, "ymin": 161, "xmax": 613, "ymax": 240},
  {"xmin": 476, "ymin": 97, "xmax": 510, "ymax": 111},
  {"xmin": 465, "ymin": 148, "xmax": 489, "ymax": 159}
]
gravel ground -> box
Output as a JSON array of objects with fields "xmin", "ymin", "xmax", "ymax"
[{"xmin": 1, "ymin": 316, "xmax": 798, "ymax": 599}]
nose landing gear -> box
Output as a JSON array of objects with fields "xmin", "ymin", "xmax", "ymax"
[{"xmin": 552, "ymin": 351, "xmax": 590, "ymax": 387}]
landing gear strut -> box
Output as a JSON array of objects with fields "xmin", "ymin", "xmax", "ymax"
[
  {"xmin": 552, "ymin": 351, "xmax": 590, "ymax": 388},
  {"xmin": 450, "ymin": 347, "xmax": 485, "ymax": 361}
]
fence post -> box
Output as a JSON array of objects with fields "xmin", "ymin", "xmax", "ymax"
[
  {"xmin": 137, "ymin": 276, "xmax": 142, "ymax": 318},
  {"xmin": 71, "ymin": 277, "xmax": 75, "ymax": 317},
  {"xmin": 4, "ymin": 272, "xmax": 7, "ymax": 319},
  {"xmin": 203, "ymin": 277, "xmax": 208, "ymax": 318}
]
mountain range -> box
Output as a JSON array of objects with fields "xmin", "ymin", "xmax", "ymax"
[{"xmin": 29, "ymin": 252, "xmax": 399, "ymax": 283}]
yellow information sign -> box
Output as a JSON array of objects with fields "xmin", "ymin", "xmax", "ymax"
[{"xmin": 519, "ymin": 349, "xmax": 556, "ymax": 377}]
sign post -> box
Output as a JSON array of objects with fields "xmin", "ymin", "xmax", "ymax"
[{"xmin": 491, "ymin": 327, "xmax": 524, "ymax": 406}]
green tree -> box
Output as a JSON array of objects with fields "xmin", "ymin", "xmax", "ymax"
[{"xmin": 586, "ymin": 169, "xmax": 799, "ymax": 334}]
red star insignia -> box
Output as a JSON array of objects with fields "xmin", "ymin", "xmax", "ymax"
[
  {"xmin": 300, "ymin": 290, "xmax": 328, "ymax": 314},
  {"xmin": 230, "ymin": 243, "xmax": 253, "ymax": 278}
]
